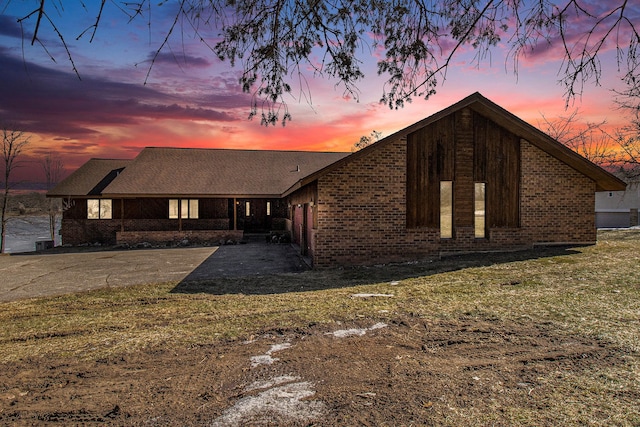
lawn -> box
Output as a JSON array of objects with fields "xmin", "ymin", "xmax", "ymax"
[{"xmin": 1, "ymin": 229, "xmax": 639, "ymax": 426}]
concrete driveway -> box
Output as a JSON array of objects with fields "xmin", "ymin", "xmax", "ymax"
[{"xmin": 0, "ymin": 242, "xmax": 307, "ymax": 302}]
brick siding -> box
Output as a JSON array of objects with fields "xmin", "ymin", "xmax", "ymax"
[
  {"xmin": 520, "ymin": 140, "xmax": 596, "ymax": 243},
  {"xmin": 116, "ymin": 230, "xmax": 243, "ymax": 246},
  {"xmin": 61, "ymin": 218, "xmax": 231, "ymax": 245},
  {"xmin": 61, "ymin": 219, "xmax": 121, "ymax": 245},
  {"xmin": 310, "ymin": 137, "xmax": 597, "ymax": 267}
]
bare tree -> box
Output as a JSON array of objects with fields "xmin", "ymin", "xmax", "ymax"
[
  {"xmin": 612, "ymin": 129, "xmax": 640, "ymax": 180},
  {"xmin": 539, "ymin": 110, "xmax": 616, "ymax": 168},
  {"xmin": 11, "ymin": 1, "xmax": 640, "ymax": 125},
  {"xmin": 41, "ymin": 153, "xmax": 65, "ymax": 243},
  {"xmin": 541, "ymin": 107, "xmax": 640, "ymax": 181},
  {"xmin": 1, "ymin": 125, "xmax": 30, "ymax": 253},
  {"xmin": 611, "ymin": 81, "xmax": 640, "ymax": 180},
  {"xmin": 352, "ymin": 130, "xmax": 382, "ymax": 152}
]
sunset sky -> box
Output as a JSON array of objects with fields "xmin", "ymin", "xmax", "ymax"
[{"xmin": 0, "ymin": 1, "xmax": 635, "ymax": 183}]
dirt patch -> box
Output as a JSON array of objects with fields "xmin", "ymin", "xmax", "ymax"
[{"xmin": 0, "ymin": 315, "xmax": 633, "ymax": 426}]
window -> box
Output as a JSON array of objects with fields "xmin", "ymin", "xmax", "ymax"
[
  {"xmin": 87, "ymin": 199, "xmax": 112, "ymax": 219},
  {"xmin": 169, "ymin": 199, "xmax": 179, "ymax": 219},
  {"xmin": 266, "ymin": 201, "xmax": 271, "ymax": 216},
  {"xmin": 245, "ymin": 201, "xmax": 251, "ymax": 217},
  {"xmin": 180, "ymin": 199, "xmax": 189, "ymax": 219},
  {"xmin": 475, "ymin": 183, "xmax": 486, "ymax": 238},
  {"xmin": 440, "ymin": 181, "xmax": 453, "ymax": 239},
  {"xmin": 189, "ymin": 199, "xmax": 198, "ymax": 219},
  {"xmin": 169, "ymin": 199, "xmax": 198, "ymax": 219}
]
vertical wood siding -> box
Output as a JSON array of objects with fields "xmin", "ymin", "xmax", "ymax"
[{"xmin": 407, "ymin": 108, "xmax": 520, "ymax": 229}]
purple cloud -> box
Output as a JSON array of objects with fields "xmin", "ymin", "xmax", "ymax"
[
  {"xmin": 148, "ymin": 51, "xmax": 212, "ymax": 68},
  {"xmin": 0, "ymin": 51, "xmax": 241, "ymax": 139},
  {"xmin": 0, "ymin": 14, "xmax": 27, "ymax": 38}
]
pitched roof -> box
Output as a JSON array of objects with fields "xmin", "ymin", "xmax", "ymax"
[
  {"xmin": 285, "ymin": 92, "xmax": 626, "ymax": 194},
  {"xmin": 98, "ymin": 147, "xmax": 349, "ymax": 197},
  {"xmin": 47, "ymin": 159, "xmax": 131, "ymax": 197}
]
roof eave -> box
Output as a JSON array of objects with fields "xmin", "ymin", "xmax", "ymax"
[
  {"xmin": 291, "ymin": 92, "xmax": 625, "ymax": 193},
  {"xmin": 466, "ymin": 100, "xmax": 627, "ymax": 192},
  {"xmin": 100, "ymin": 193, "xmax": 284, "ymax": 199}
]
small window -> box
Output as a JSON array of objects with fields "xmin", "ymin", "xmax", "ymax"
[
  {"xmin": 181, "ymin": 199, "xmax": 189, "ymax": 219},
  {"xmin": 189, "ymin": 199, "xmax": 199, "ymax": 219},
  {"xmin": 87, "ymin": 199, "xmax": 112, "ymax": 219},
  {"xmin": 170, "ymin": 199, "xmax": 198, "ymax": 219},
  {"xmin": 245, "ymin": 201, "xmax": 251, "ymax": 217},
  {"xmin": 266, "ymin": 201, "xmax": 271, "ymax": 216},
  {"xmin": 169, "ymin": 199, "xmax": 179, "ymax": 219},
  {"xmin": 440, "ymin": 181, "xmax": 453, "ymax": 239},
  {"xmin": 475, "ymin": 183, "xmax": 486, "ymax": 238}
]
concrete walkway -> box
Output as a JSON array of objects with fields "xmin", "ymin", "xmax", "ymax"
[{"xmin": 0, "ymin": 242, "xmax": 306, "ymax": 302}]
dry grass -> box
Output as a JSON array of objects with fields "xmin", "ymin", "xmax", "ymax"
[
  {"xmin": 1, "ymin": 230, "xmax": 639, "ymax": 361},
  {"xmin": 1, "ymin": 230, "xmax": 639, "ymax": 425}
]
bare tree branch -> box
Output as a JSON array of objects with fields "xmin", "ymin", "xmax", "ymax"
[
  {"xmin": 1, "ymin": 124, "xmax": 30, "ymax": 253},
  {"xmin": 41, "ymin": 152, "xmax": 65, "ymax": 242}
]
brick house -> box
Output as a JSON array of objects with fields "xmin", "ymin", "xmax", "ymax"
[
  {"xmin": 48, "ymin": 92, "xmax": 625, "ymax": 266},
  {"xmin": 48, "ymin": 149, "xmax": 349, "ymax": 247}
]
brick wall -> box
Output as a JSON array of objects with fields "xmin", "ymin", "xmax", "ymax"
[
  {"xmin": 311, "ymin": 136, "xmax": 597, "ymax": 267},
  {"xmin": 61, "ymin": 219, "xmax": 121, "ymax": 245},
  {"xmin": 61, "ymin": 218, "xmax": 231, "ymax": 245},
  {"xmin": 520, "ymin": 140, "xmax": 596, "ymax": 243},
  {"xmin": 116, "ymin": 230, "xmax": 243, "ymax": 246},
  {"xmin": 314, "ymin": 138, "xmax": 436, "ymax": 267}
]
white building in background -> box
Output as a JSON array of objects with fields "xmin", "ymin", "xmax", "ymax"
[{"xmin": 595, "ymin": 181, "xmax": 640, "ymax": 228}]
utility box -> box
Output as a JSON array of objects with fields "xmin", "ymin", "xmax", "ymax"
[{"xmin": 35, "ymin": 240, "xmax": 54, "ymax": 251}]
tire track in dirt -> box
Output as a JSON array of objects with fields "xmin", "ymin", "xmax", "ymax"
[{"xmin": 0, "ymin": 316, "xmax": 634, "ymax": 426}]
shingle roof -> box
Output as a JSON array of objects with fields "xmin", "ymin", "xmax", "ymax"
[
  {"xmin": 99, "ymin": 147, "xmax": 349, "ymax": 197},
  {"xmin": 47, "ymin": 159, "xmax": 131, "ymax": 197},
  {"xmin": 286, "ymin": 92, "xmax": 626, "ymax": 194}
]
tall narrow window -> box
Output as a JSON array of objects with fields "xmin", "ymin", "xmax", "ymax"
[
  {"xmin": 440, "ymin": 181, "xmax": 453, "ymax": 239},
  {"xmin": 266, "ymin": 201, "xmax": 271, "ymax": 216},
  {"xmin": 100, "ymin": 199, "xmax": 112, "ymax": 219},
  {"xmin": 169, "ymin": 199, "xmax": 179, "ymax": 219},
  {"xmin": 475, "ymin": 183, "xmax": 486, "ymax": 238},
  {"xmin": 189, "ymin": 199, "xmax": 199, "ymax": 219},
  {"xmin": 87, "ymin": 199, "xmax": 112, "ymax": 219},
  {"xmin": 180, "ymin": 199, "xmax": 189, "ymax": 219},
  {"xmin": 245, "ymin": 201, "xmax": 251, "ymax": 216},
  {"xmin": 87, "ymin": 199, "xmax": 99, "ymax": 219}
]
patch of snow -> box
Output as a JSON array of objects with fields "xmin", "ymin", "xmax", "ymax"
[
  {"xmin": 210, "ymin": 381, "xmax": 325, "ymax": 427},
  {"xmin": 390, "ymin": 281, "xmax": 400, "ymax": 286},
  {"xmin": 250, "ymin": 343, "xmax": 293, "ymax": 367},
  {"xmin": 350, "ymin": 293, "xmax": 394, "ymax": 298},
  {"xmin": 326, "ymin": 322, "xmax": 388, "ymax": 338},
  {"xmin": 267, "ymin": 343, "xmax": 292, "ymax": 354},
  {"xmin": 249, "ymin": 355, "xmax": 277, "ymax": 367}
]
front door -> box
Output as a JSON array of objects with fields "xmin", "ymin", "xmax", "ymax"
[{"xmin": 237, "ymin": 199, "xmax": 271, "ymax": 232}]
